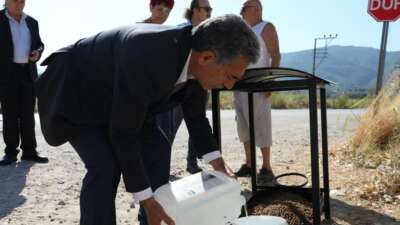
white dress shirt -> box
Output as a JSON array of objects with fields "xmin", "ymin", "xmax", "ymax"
[
  {"xmin": 133, "ymin": 52, "xmax": 222, "ymax": 203},
  {"xmin": 6, "ymin": 11, "xmax": 31, "ymax": 64}
]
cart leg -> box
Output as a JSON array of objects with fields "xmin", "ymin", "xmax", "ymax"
[
  {"xmin": 248, "ymin": 92, "xmax": 257, "ymax": 194},
  {"xmin": 309, "ymin": 86, "xmax": 321, "ymax": 225},
  {"xmin": 320, "ymin": 88, "xmax": 331, "ymax": 219}
]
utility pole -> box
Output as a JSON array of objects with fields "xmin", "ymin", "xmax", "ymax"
[{"xmin": 312, "ymin": 34, "xmax": 338, "ymax": 75}]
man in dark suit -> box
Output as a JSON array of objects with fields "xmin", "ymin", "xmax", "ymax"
[
  {"xmin": 0, "ymin": 0, "xmax": 48, "ymax": 166},
  {"xmin": 35, "ymin": 15, "xmax": 259, "ymax": 225}
]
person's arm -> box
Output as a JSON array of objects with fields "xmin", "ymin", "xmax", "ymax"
[
  {"xmin": 262, "ymin": 23, "xmax": 281, "ymax": 97},
  {"xmin": 181, "ymin": 80, "xmax": 234, "ymax": 177},
  {"xmin": 262, "ymin": 23, "xmax": 281, "ymax": 68},
  {"xmin": 110, "ymin": 96, "xmax": 174, "ymax": 224},
  {"xmin": 141, "ymin": 197, "xmax": 175, "ymax": 225},
  {"xmin": 29, "ymin": 19, "xmax": 44, "ymax": 62},
  {"xmin": 109, "ymin": 62, "xmax": 151, "ymax": 196},
  {"xmin": 110, "ymin": 53, "xmax": 174, "ymax": 225}
]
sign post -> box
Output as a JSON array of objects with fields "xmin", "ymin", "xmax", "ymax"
[
  {"xmin": 376, "ymin": 22, "xmax": 389, "ymax": 94},
  {"xmin": 368, "ymin": 0, "xmax": 400, "ymax": 94}
]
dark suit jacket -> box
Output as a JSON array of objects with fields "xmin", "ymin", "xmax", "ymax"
[
  {"xmin": 36, "ymin": 24, "xmax": 218, "ymax": 193},
  {"xmin": 0, "ymin": 9, "xmax": 44, "ymax": 88}
]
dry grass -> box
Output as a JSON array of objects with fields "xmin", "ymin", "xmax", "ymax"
[{"xmin": 342, "ymin": 69, "xmax": 400, "ymax": 201}]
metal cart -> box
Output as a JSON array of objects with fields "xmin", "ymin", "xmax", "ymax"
[{"xmin": 211, "ymin": 67, "xmax": 333, "ymax": 225}]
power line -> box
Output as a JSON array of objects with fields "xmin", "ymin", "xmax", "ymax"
[{"xmin": 312, "ymin": 34, "xmax": 338, "ymax": 75}]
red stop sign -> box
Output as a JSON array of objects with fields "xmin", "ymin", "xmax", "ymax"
[{"xmin": 368, "ymin": 0, "xmax": 400, "ymax": 21}]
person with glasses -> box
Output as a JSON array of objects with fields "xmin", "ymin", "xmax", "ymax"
[
  {"xmin": 158, "ymin": 0, "xmax": 214, "ymax": 175},
  {"xmin": 179, "ymin": 0, "xmax": 212, "ymax": 174},
  {"xmin": 180, "ymin": 0, "xmax": 213, "ymax": 174},
  {"xmin": 234, "ymin": 0, "xmax": 281, "ymax": 184},
  {"xmin": 142, "ymin": 0, "xmax": 174, "ymax": 24},
  {"xmin": 184, "ymin": 0, "xmax": 212, "ymax": 27}
]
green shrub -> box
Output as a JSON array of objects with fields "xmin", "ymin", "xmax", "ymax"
[{"xmin": 207, "ymin": 92, "xmax": 371, "ymax": 109}]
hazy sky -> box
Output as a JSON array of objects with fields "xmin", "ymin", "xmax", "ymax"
[{"xmin": 22, "ymin": 0, "xmax": 400, "ymax": 60}]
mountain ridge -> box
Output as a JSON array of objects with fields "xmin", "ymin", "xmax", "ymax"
[{"xmin": 281, "ymin": 45, "xmax": 400, "ymax": 92}]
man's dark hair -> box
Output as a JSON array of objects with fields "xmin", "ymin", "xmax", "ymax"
[
  {"xmin": 150, "ymin": 0, "xmax": 174, "ymax": 9},
  {"xmin": 184, "ymin": 0, "xmax": 200, "ymax": 21},
  {"xmin": 192, "ymin": 14, "xmax": 260, "ymax": 65}
]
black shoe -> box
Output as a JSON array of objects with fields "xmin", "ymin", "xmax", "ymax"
[
  {"xmin": 21, "ymin": 154, "xmax": 49, "ymax": 163},
  {"xmin": 186, "ymin": 164, "xmax": 202, "ymax": 174},
  {"xmin": 258, "ymin": 168, "xmax": 275, "ymax": 184},
  {"xmin": 0, "ymin": 155, "xmax": 18, "ymax": 166},
  {"xmin": 234, "ymin": 164, "xmax": 252, "ymax": 177}
]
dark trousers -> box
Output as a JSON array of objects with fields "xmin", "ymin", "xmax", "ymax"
[
  {"xmin": 69, "ymin": 121, "xmax": 171, "ymax": 225},
  {"xmin": 0, "ymin": 64, "xmax": 37, "ymax": 156},
  {"xmin": 156, "ymin": 106, "xmax": 198, "ymax": 167}
]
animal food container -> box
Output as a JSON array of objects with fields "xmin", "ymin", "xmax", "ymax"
[
  {"xmin": 154, "ymin": 171, "xmax": 245, "ymax": 225},
  {"xmin": 233, "ymin": 216, "xmax": 288, "ymax": 225},
  {"xmin": 155, "ymin": 171, "xmax": 288, "ymax": 225}
]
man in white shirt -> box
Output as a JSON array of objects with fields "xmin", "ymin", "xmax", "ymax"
[{"xmin": 0, "ymin": 0, "xmax": 47, "ymax": 166}]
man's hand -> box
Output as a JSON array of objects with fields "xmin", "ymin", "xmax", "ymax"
[
  {"xmin": 29, "ymin": 50, "xmax": 40, "ymax": 62},
  {"xmin": 209, "ymin": 157, "xmax": 236, "ymax": 179},
  {"xmin": 142, "ymin": 197, "xmax": 175, "ymax": 225}
]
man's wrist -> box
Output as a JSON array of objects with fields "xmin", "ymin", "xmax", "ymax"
[
  {"xmin": 202, "ymin": 150, "xmax": 221, "ymax": 163},
  {"xmin": 133, "ymin": 187, "xmax": 153, "ymax": 203},
  {"xmin": 140, "ymin": 197, "xmax": 157, "ymax": 209},
  {"xmin": 209, "ymin": 157, "xmax": 225, "ymax": 170}
]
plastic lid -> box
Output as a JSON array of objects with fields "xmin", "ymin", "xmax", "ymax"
[{"xmin": 233, "ymin": 216, "xmax": 288, "ymax": 225}]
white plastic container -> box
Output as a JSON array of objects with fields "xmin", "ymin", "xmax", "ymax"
[
  {"xmin": 233, "ymin": 216, "xmax": 288, "ymax": 225},
  {"xmin": 154, "ymin": 171, "xmax": 245, "ymax": 225}
]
